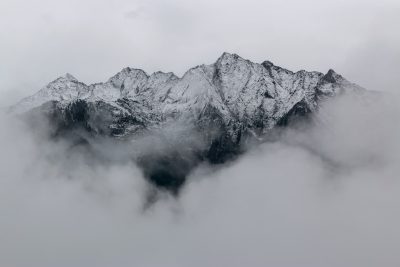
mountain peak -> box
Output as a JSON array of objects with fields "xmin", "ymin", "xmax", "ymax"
[
  {"xmin": 62, "ymin": 73, "xmax": 78, "ymax": 81},
  {"xmin": 323, "ymin": 69, "xmax": 342, "ymax": 83},
  {"xmin": 118, "ymin": 67, "xmax": 148, "ymax": 76},
  {"xmin": 48, "ymin": 73, "xmax": 78, "ymax": 85},
  {"xmin": 217, "ymin": 52, "xmax": 242, "ymax": 63},
  {"xmin": 261, "ymin": 60, "xmax": 274, "ymax": 68},
  {"xmin": 108, "ymin": 67, "xmax": 149, "ymax": 86}
]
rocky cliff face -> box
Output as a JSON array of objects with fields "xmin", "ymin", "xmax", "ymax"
[{"xmin": 11, "ymin": 53, "xmax": 364, "ymax": 193}]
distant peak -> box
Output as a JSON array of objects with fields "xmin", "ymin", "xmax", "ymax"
[
  {"xmin": 109, "ymin": 67, "xmax": 149, "ymax": 82},
  {"xmin": 217, "ymin": 52, "xmax": 241, "ymax": 62},
  {"xmin": 323, "ymin": 69, "xmax": 342, "ymax": 83},
  {"xmin": 63, "ymin": 73, "xmax": 77, "ymax": 81},
  {"xmin": 261, "ymin": 60, "xmax": 274, "ymax": 68},
  {"xmin": 327, "ymin": 69, "xmax": 337, "ymax": 75},
  {"xmin": 51, "ymin": 73, "xmax": 78, "ymax": 84},
  {"xmin": 121, "ymin": 67, "xmax": 132, "ymax": 72},
  {"xmin": 119, "ymin": 67, "xmax": 147, "ymax": 75}
]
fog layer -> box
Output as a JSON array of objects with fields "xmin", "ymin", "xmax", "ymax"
[{"xmin": 1, "ymin": 92, "xmax": 400, "ymax": 267}]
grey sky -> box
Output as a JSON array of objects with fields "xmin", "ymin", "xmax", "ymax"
[{"xmin": 0, "ymin": 0, "xmax": 399, "ymax": 104}]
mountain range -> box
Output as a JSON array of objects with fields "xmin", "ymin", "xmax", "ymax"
[{"xmin": 11, "ymin": 52, "xmax": 364, "ymax": 194}]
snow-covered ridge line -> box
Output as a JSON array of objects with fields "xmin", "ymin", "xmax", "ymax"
[
  {"xmin": 11, "ymin": 54, "xmax": 341, "ymax": 106},
  {"xmin": 11, "ymin": 52, "xmax": 363, "ymax": 136}
]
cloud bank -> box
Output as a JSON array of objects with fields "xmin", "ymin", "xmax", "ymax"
[{"xmin": 1, "ymin": 91, "xmax": 400, "ymax": 267}]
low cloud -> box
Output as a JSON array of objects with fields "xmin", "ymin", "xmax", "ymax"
[{"xmin": 1, "ymin": 91, "xmax": 400, "ymax": 267}]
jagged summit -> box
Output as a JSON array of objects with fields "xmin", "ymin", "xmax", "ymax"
[
  {"xmin": 12, "ymin": 52, "xmax": 362, "ymax": 121},
  {"xmin": 12, "ymin": 52, "xmax": 364, "ymax": 125},
  {"xmin": 323, "ymin": 69, "xmax": 342, "ymax": 83},
  {"xmin": 217, "ymin": 52, "xmax": 242, "ymax": 62}
]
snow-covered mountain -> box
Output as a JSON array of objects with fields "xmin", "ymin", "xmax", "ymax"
[{"xmin": 11, "ymin": 52, "xmax": 364, "ymax": 192}]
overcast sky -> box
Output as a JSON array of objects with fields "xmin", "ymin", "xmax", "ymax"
[
  {"xmin": 0, "ymin": 0, "xmax": 399, "ymax": 104},
  {"xmin": 1, "ymin": 2, "xmax": 400, "ymax": 266}
]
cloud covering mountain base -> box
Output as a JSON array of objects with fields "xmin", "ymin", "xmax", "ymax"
[{"xmin": 1, "ymin": 92, "xmax": 400, "ymax": 267}]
